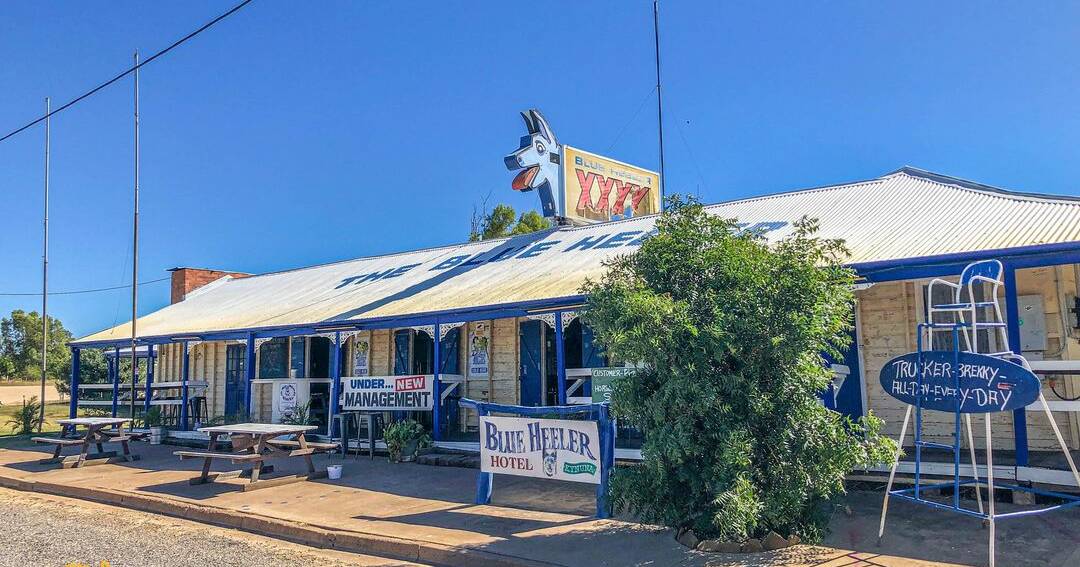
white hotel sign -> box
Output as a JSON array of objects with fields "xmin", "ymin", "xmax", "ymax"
[{"xmin": 479, "ymin": 415, "xmax": 601, "ymax": 484}]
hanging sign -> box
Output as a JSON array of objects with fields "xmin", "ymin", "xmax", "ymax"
[
  {"xmin": 879, "ymin": 351, "xmax": 1041, "ymax": 413},
  {"xmin": 341, "ymin": 375, "xmax": 434, "ymax": 411},
  {"xmin": 469, "ymin": 323, "xmax": 490, "ymax": 378},
  {"xmin": 480, "ymin": 415, "xmax": 601, "ymax": 484},
  {"xmin": 353, "ymin": 338, "xmax": 370, "ymax": 377},
  {"xmin": 591, "ymin": 367, "xmax": 633, "ymax": 403}
]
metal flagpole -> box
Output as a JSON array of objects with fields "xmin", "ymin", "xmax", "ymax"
[
  {"xmin": 653, "ymin": 0, "xmax": 666, "ymax": 208},
  {"xmin": 129, "ymin": 51, "xmax": 140, "ymax": 427},
  {"xmin": 38, "ymin": 97, "xmax": 50, "ymax": 432}
]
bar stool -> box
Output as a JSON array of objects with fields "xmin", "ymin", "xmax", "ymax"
[
  {"xmin": 332, "ymin": 411, "xmax": 381, "ymax": 459},
  {"xmin": 189, "ymin": 397, "xmax": 208, "ymax": 428}
]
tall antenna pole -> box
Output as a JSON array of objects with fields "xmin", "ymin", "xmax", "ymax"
[
  {"xmin": 38, "ymin": 97, "xmax": 50, "ymax": 432},
  {"xmin": 129, "ymin": 51, "xmax": 140, "ymax": 425},
  {"xmin": 653, "ymin": 0, "xmax": 666, "ymax": 208}
]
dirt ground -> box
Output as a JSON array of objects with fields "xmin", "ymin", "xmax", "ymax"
[
  {"xmin": 0, "ymin": 487, "xmax": 425, "ymax": 567},
  {"xmin": 0, "ymin": 382, "xmax": 60, "ymax": 405}
]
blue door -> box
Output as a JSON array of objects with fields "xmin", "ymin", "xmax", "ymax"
[
  {"xmin": 224, "ymin": 344, "xmax": 247, "ymax": 417},
  {"xmin": 826, "ymin": 322, "xmax": 864, "ymax": 419},
  {"xmin": 519, "ymin": 320, "xmax": 543, "ymax": 406}
]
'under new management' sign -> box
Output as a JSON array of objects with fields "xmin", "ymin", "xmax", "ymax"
[
  {"xmin": 340, "ymin": 375, "xmax": 434, "ymax": 411},
  {"xmin": 480, "ymin": 415, "xmax": 601, "ymax": 484}
]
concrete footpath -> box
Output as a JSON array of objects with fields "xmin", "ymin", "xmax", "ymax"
[{"xmin": 0, "ymin": 440, "xmax": 1072, "ymax": 566}]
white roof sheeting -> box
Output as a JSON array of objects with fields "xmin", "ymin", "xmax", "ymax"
[{"xmin": 75, "ymin": 168, "xmax": 1080, "ymax": 344}]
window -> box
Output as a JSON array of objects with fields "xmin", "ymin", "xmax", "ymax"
[
  {"xmin": 290, "ymin": 337, "xmax": 306, "ymax": 378},
  {"xmin": 258, "ymin": 338, "xmax": 288, "ymax": 378}
]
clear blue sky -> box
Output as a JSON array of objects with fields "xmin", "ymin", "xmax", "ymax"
[{"xmin": 2, "ymin": 1, "xmax": 1079, "ymax": 337}]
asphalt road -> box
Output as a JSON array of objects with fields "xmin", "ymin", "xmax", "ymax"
[{"xmin": 0, "ymin": 487, "xmax": 425, "ymax": 567}]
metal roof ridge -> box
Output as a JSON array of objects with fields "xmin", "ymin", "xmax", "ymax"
[{"xmin": 887, "ymin": 166, "xmax": 1080, "ymax": 204}]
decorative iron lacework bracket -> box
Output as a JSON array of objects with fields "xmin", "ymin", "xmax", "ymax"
[
  {"xmin": 526, "ymin": 311, "xmax": 579, "ymax": 328},
  {"xmin": 525, "ymin": 313, "xmax": 556, "ymax": 327},
  {"xmin": 439, "ymin": 321, "xmax": 466, "ymax": 340},
  {"xmin": 410, "ymin": 325, "xmax": 435, "ymax": 338}
]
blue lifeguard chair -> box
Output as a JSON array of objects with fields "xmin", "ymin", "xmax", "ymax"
[{"xmin": 877, "ymin": 260, "xmax": 1080, "ymax": 567}]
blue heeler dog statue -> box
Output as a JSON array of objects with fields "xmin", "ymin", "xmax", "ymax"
[{"xmin": 504, "ymin": 109, "xmax": 561, "ymax": 218}]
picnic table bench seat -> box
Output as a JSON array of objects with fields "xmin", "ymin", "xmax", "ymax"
[
  {"xmin": 174, "ymin": 450, "xmax": 264, "ymax": 463},
  {"xmin": 263, "ymin": 439, "xmax": 339, "ymax": 452},
  {"xmin": 31, "ymin": 437, "xmax": 87, "ymax": 446}
]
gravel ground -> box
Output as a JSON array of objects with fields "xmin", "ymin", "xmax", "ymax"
[{"xmin": 0, "ymin": 487, "xmax": 424, "ymax": 567}]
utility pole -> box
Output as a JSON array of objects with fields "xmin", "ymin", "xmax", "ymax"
[
  {"xmin": 653, "ymin": 0, "xmax": 666, "ymax": 208},
  {"xmin": 130, "ymin": 51, "xmax": 140, "ymax": 426},
  {"xmin": 38, "ymin": 97, "xmax": 50, "ymax": 432}
]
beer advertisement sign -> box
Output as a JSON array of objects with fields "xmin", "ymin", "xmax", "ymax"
[
  {"xmin": 562, "ymin": 145, "xmax": 660, "ymax": 224},
  {"xmin": 480, "ymin": 415, "xmax": 601, "ymax": 484}
]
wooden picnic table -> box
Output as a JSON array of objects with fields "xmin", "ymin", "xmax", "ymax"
[
  {"xmin": 175, "ymin": 423, "xmax": 338, "ymax": 492},
  {"xmin": 33, "ymin": 417, "xmax": 143, "ymax": 469}
]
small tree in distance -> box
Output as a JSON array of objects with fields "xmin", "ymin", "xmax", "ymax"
[
  {"xmin": 581, "ymin": 196, "xmax": 894, "ymax": 542},
  {"xmin": 469, "ymin": 203, "xmax": 550, "ymax": 242}
]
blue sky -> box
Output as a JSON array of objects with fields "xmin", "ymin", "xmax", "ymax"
[{"xmin": 2, "ymin": 1, "xmax": 1079, "ymax": 337}]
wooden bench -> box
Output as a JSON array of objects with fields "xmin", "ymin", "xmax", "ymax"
[
  {"xmin": 31, "ymin": 437, "xmax": 86, "ymax": 447},
  {"xmin": 174, "ymin": 450, "xmax": 265, "ymax": 464},
  {"xmin": 263, "ymin": 439, "xmax": 339, "ymax": 451},
  {"xmin": 174, "ymin": 450, "xmax": 272, "ymax": 486}
]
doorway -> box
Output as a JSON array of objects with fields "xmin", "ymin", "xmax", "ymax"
[{"xmin": 224, "ymin": 344, "xmax": 247, "ymax": 417}]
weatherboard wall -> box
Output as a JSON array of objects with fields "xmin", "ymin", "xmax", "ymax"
[{"xmin": 858, "ymin": 266, "xmax": 1080, "ymax": 452}]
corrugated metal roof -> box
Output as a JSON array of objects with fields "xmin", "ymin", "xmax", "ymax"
[{"xmin": 74, "ymin": 167, "xmax": 1080, "ymax": 344}]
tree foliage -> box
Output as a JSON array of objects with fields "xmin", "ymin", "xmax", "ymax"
[
  {"xmin": 469, "ymin": 203, "xmax": 551, "ymax": 241},
  {"xmin": 581, "ymin": 197, "xmax": 895, "ymax": 542},
  {"xmin": 0, "ymin": 310, "xmax": 73, "ymax": 381}
]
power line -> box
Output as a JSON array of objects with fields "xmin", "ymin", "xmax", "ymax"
[
  {"xmin": 0, "ymin": 276, "xmax": 169, "ymax": 297},
  {"xmin": 0, "ymin": 0, "xmax": 254, "ymax": 145}
]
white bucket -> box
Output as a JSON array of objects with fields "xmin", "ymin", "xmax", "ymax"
[{"xmin": 327, "ymin": 464, "xmax": 343, "ymax": 480}]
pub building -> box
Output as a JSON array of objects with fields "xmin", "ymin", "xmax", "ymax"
[{"xmin": 70, "ymin": 167, "xmax": 1080, "ymax": 479}]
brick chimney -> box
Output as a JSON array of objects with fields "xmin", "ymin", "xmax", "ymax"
[{"xmin": 169, "ymin": 267, "xmax": 250, "ymax": 304}]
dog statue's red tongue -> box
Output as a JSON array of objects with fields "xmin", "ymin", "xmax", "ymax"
[{"xmin": 512, "ymin": 166, "xmax": 539, "ymax": 191}]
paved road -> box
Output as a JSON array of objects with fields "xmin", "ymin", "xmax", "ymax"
[{"xmin": 0, "ymin": 487, "xmax": 425, "ymax": 567}]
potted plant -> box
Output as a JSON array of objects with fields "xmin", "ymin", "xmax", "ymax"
[
  {"xmin": 383, "ymin": 419, "xmax": 431, "ymax": 463},
  {"xmin": 143, "ymin": 408, "xmax": 166, "ymax": 444}
]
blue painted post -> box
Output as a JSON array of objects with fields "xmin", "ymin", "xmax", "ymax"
[
  {"xmin": 110, "ymin": 347, "xmax": 120, "ymax": 417},
  {"xmin": 330, "ymin": 332, "xmax": 341, "ymax": 437},
  {"xmin": 181, "ymin": 341, "xmax": 190, "ymax": 430},
  {"xmin": 433, "ymin": 323, "xmax": 442, "ymax": 442},
  {"xmin": 554, "ymin": 313, "xmax": 567, "ymax": 405},
  {"xmin": 68, "ymin": 347, "xmax": 80, "ymax": 421},
  {"xmin": 596, "ymin": 403, "xmax": 615, "ymax": 519},
  {"xmin": 245, "ymin": 333, "xmax": 256, "ymax": 419},
  {"xmin": 474, "ymin": 404, "xmax": 493, "ymax": 504},
  {"xmin": 143, "ymin": 345, "xmax": 154, "ymax": 414},
  {"xmin": 1003, "ymin": 265, "xmax": 1028, "ymax": 467}
]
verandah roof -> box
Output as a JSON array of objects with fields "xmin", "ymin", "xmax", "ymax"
[{"xmin": 74, "ymin": 167, "xmax": 1080, "ymax": 346}]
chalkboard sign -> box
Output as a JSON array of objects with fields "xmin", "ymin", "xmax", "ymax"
[{"xmin": 879, "ymin": 351, "xmax": 1040, "ymax": 413}]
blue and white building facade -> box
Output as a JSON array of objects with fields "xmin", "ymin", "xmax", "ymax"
[{"xmin": 71, "ymin": 167, "xmax": 1080, "ymax": 477}]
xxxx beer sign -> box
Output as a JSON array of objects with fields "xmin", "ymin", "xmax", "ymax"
[{"xmin": 563, "ymin": 145, "xmax": 660, "ymax": 224}]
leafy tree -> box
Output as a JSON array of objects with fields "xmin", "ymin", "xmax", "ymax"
[
  {"xmin": 0, "ymin": 310, "xmax": 73, "ymax": 381},
  {"xmin": 469, "ymin": 203, "xmax": 551, "ymax": 241},
  {"xmin": 581, "ymin": 197, "xmax": 894, "ymax": 542}
]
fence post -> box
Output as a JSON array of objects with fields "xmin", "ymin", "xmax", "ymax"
[
  {"xmin": 596, "ymin": 403, "xmax": 614, "ymax": 519},
  {"xmin": 475, "ymin": 403, "xmax": 493, "ymax": 505}
]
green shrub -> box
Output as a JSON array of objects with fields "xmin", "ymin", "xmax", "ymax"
[
  {"xmin": 582, "ymin": 196, "xmax": 895, "ymax": 542},
  {"xmin": 141, "ymin": 407, "xmax": 164, "ymax": 428},
  {"xmin": 280, "ymin": 402, "xmax": 312, "ymax": 426},
  {"xmin": 383, "ymin": 419, "xmax": 431, "ymax": 462},
  {"xmin": 6, "ymin": 396, "xmax": 43, "ymax": 435}
]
